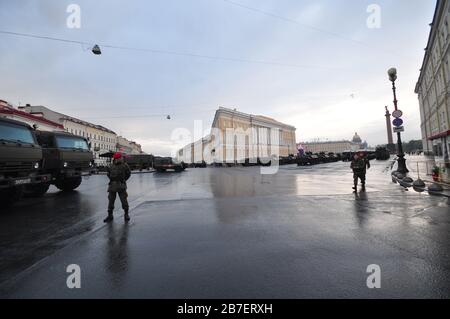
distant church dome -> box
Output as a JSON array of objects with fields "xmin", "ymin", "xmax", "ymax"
[{"xmin": 352, "ymin": 132, "xmax": 362, "ymax": 144}]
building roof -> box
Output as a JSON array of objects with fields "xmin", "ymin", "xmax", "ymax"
[
  {"xmin": 212, "ymin": 107, "xmax": 296, "ymax": 131},
  {"xmin": 62, "ymin": 116, "xmax": 116, "ymax": 134},
  {"xmin": 20, "ymin": 105, "xmax": 116, "ymax": 134},
  {"xmin": 352, "ymin": 132, "xmax": 362, "ymax": 144},
  {"xmin": 0, "ymin": 102, "xmax": 64, "ymax": 129},
  {"xmin": 299, "ymin": 140, "xmax": 353, "ymax": 145}
]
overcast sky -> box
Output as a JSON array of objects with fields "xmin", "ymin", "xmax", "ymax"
[{"xmin": 0, "ymin": 0, "xmax": 436, "ymax": 155}]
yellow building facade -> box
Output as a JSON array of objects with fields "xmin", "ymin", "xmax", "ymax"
[{"xmin": 178, "ymin": 107, "xmax": 296, "ymax": 164}]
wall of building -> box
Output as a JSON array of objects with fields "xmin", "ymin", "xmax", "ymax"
[
  {"xmin": 117, "ymin": 136, "xmax": 143, "ymax": 155},
  {"xmin": 415, "ymin": 0, "xmax": 450, "ymax": 182},
  {"xmin": 63, "ymin": 119, "xmax": 117, "ymax": 166},
  {"xmin": 301, "ymin": 141, "xmax": 357, "ymax": 154},
  {"xmin": 178, "ymin": 108, "xmax": 297, "ymax": 164}
]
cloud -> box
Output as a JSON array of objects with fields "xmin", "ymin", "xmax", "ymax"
[{"xmin": 295, "ymin": 3, "xmax": 323, "ymax": 25}]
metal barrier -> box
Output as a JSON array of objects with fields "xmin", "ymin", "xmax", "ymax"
[{"xmin": 403, "ymin": 155, "xmax": 449, "ymax": 184}]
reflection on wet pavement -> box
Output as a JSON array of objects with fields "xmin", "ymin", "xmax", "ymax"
[{"xmin": 0, "ymin": 159, "xmax": 449, "ymax": 298}]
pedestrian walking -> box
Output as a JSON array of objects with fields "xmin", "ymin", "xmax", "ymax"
[
  {"xmin": 104, "ymin": 152, "xmax": 131, "ymax": 223},
  {"xmin": 351, "ymin": 152, "xmax": 370, "ymax": 192}
]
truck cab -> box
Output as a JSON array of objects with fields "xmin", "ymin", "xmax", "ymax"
[
  {"xmin": 30, "ymin": 131, "xmax": 94, "ymax": 194},
  {"xmin": 0, "ymin": 118, "xmax": 51, "ymax": 205}
]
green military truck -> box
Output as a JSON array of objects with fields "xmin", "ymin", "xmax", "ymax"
[
  {"xmin": 0, "ymin": 118, "xmax": 51, "ymax": 205},
  {"xmin": 25, "ymin": 130, "xmax": 95, "ymax": 196},
  {"xmin": 375, "ymin": 146, "xmax": 391, "ymax": 160},
  {"xmin": 153, "ymin": 156, "xmax": 185, "ymax": 172},
  {"xmin": 125, "ymin": 154, "xmax": 154, "ymax": 171}
]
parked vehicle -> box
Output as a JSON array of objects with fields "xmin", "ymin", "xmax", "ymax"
[
  {"xmin": 0, "ymin": 118, "xmax": 51, "ymax": 205},
  {"xmin": 318, "ymin": 152, "xmax": 330, "ymax": 163},
  {"xmin": 153, "ymin": 156, "xmax": 185, "ymax": 172},
  {"xmin": 279, "ymin": 155, "xmax": 297, "ymax": 165},
  {"xmin": 25, "ymin": 130, "xmax": 94, "ymax": 196},
  {"xmin": 242, "ymin": 158, "xmax": 258, "ymax": 167},
  {"xmin": 297, "ymin": 155, "xmax": 309, "ymax": 166},
  {"xmin": 194, "ymin": 160, "xmax": 207, "ymax": 168},
  {"xmin": 341, "ymin": 151, "xmax": 354, "ymax": 162},
  {"xmin": 328, "ymin": 153, "xmax": 340, "ymax": 162},
  {"xmin": 125, "ymin": 154, "xmax": 154, "ymax": 171},
  {"xmin": 375, "ymin": 147, "xmax": 391, "ymax": 160}
]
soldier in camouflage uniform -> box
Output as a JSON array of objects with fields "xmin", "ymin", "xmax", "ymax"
[
  {"xmin": 104, "ymin": 152, "xmax": 131, "ymax": 223},
  {"xmin": 350, "ymin": 152, "xmax": 370, "ymax": 192}
]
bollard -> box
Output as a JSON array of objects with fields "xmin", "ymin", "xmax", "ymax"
[{"xmin": 428, "ymin": 182, "xmax": 444, "ymax": 195}]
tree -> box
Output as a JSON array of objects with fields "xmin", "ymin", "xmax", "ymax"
[{"xmin": 403, "ymin": 140, "xmax": 423, "ymax": 153}]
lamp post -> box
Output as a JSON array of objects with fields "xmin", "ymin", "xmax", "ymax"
[{"xmin": 388, "ymin": 67, "xmax": 409, "ymax": 174}]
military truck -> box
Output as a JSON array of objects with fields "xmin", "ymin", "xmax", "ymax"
[
  {"xmin": 125, "ymin": 154, "xmax": 154, "ymax": 171},
  {"xmin": 24, "ymin": 130, "xmax": 94, "ymax": 196},
  {"xmin": 375, "ymin": 146, "xmax": 391, "ymax": 160},
  {"xmin": 0, "ymin": 118, "xmax": 51, "ymax": 205},
  {"xmin": 153, "ymin": 156, "xmax": 185, "ymax": 172}
]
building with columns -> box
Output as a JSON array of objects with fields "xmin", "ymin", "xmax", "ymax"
[
  {"xmin": 177, "ymin": 107, "xmax": 297, "ymax": 164},
  {"xmin": 415, "ymin": 0, "xmax": 450, "ymax": 182},
  {"xmin": 298, "ymin": 132, "xmax": 365, "ymax": 154}
]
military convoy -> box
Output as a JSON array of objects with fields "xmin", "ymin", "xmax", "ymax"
[
  {"xmin": 0, "ymin": 118, "xmax": 52, "ymax": 205},
  {"xmin": 1, "ymin": 113, "xmax": 393, "ymax": 206},
  {"xmin": 0, "ymin": 117, "xmax": 94, "ymax": 205},
  {"xmin": 297, "ymin": 152, "xmax": 341, "ymax": 166}
]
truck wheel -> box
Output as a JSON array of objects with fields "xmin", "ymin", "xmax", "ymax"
[
  {"xmin": 0, "ymin": 187, "xmax": 23, "ymax": 208},
  {"xmin": 55, "ymin": 176, "xmax": 82, "ymax": 191},
  {"xmin": 24, "ymin": 183, "xmax": 50, "ymax": 197}
]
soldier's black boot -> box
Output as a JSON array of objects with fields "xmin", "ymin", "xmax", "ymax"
[
  {"xmin": 124, "ymin": 210, "xmax": 130, "ymax": 222},
  {"xmin": 361, "ymin": 183, "xmax": 366, "ymax": 192},
  {"xmin": 104, "ymin": 211, "xmax": 114, "ymax": 223},
  {"xmin": 352, "ymin": 183, "xmax": 357, "ymax": 192}
]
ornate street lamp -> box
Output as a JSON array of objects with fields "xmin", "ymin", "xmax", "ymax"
[{"xmin": 388, "ymin": 67, "xmax": 408, "ymax": 174}]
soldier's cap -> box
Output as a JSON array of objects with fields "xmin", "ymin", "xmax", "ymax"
[{"xmin": 113, "ymin": 152, "xmax": 122, "ymax": 159}]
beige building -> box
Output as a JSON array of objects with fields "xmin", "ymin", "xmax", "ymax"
[
  {"xmin": 19, "ymin": 105, "xmax": 117, "ymax": 166},
  {"xmin": 117, "ymin": 136, "xmax": 143, "ymax": 154},
  {"xmin": 300, "ymin": 141, "xmax": 356, "ymax": 154},
  {"xmin": 178, "ymin": 107, "xmax": 297, "ymax": 164},
  {"xmin": 299, "ymin": 133, "xmax": 365, "ymax": 154},
  {"xmin": 415, "ymin": 0, "xmax": 450, "ymax": 182}
]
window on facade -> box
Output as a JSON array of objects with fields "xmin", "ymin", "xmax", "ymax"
[
  {"xmin": 433, "ymin": 144, "xmax": 443, "ymax": 157},
  {"xmin": 445, "ymin": 58, "xmax": 450, "ymax": 83}
]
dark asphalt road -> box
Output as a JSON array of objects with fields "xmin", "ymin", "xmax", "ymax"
[{"xmin": 0, "ymin": 160, "xmax": 449, "ymax": 298}]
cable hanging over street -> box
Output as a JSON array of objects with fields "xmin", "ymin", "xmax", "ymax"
[{"xmin": 0, "ymin": 29, "xmax": 339, "ymax": 70}]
